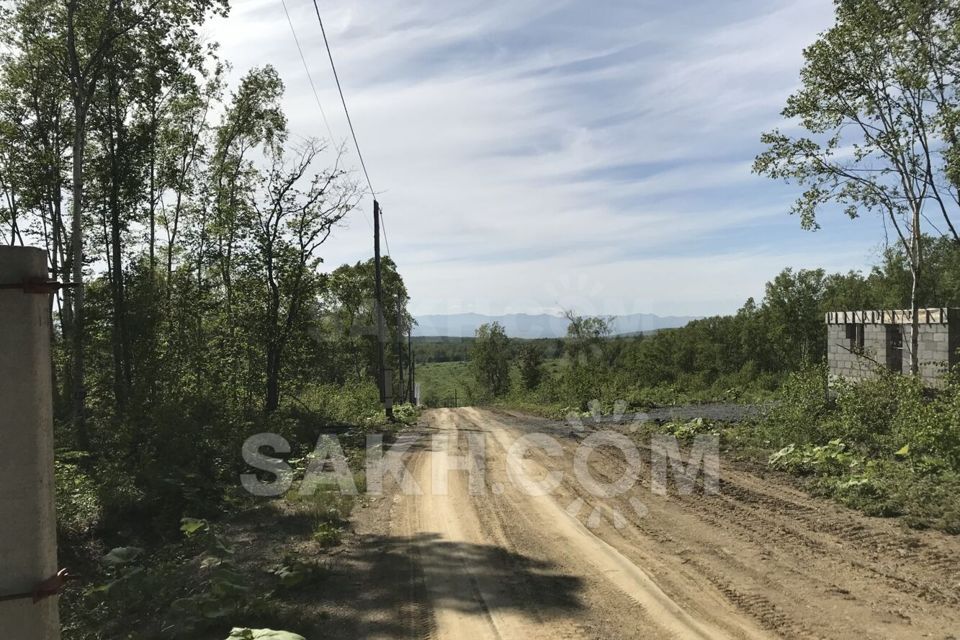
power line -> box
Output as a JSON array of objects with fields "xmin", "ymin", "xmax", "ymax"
[
  {"xmin": 311, "ymin": 0, "xmax": 376, "ymax": 198},
  {"xmin": 310, "ymin": 0, "xmax": 394, "ymax": 260},
  {"xmin": 280, "ymin": 0, "xmax": 371, "ymax": 232},
  {"xmin": 279, "ymin": 0, "xmax": 336, "ymax": 145}
]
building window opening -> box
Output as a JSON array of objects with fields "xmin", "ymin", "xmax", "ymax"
[
  {"xmin": 885, "ymin": 325, "xmax": 902, "ymax": 373},
  {"xmin": 845, "ymin": 323, "xmax": 864, "ymax": 353}
]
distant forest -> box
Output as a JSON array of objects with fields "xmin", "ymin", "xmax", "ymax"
[{"xmin": 447, "ymin": 237, "xmax": 960, "ymax": 407}]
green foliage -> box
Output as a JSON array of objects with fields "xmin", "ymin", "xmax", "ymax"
[
  {"xmin": 563, "ymin": 312, "xmax": 613, "ymax": 365},
  {"xmin": 294, "ymin": 382, "xmax": 390, "ymax": 427},
  {"xmin": 392, "ymin": 402, "xmax": 420, "ymax": 425},
  {"xmin": 769, "ymin": 440, "xmax": 860, "ymax": 475},
  {"xmin": 227, "ymin": 629, "xmax": 305, "ymax": 640},
  {"xmin": 0, "ymin": 2, "xmax": 425, "ymax": 637},
  {"xmin": 758, "ymin": 367, "xmax": 960, "ymax": 531},
  {"xmin": 312, "ymin": 521, "xmax": 343, "ymax": 547},
  {"xmin": 54, "ymin": 452, "xmax": 101, "ymax": 538},
  {"xmin": 760, "ymin": 365, "xmax": 831, "ymax": 446},
  {"xmin": 754, "ymin": 0, "xmax": 960, "ymax": 373},
  {"xmin": 517, "ymin": 343, "xmax": 545, "ymax": 390},
  {"xmin": 471, "ymin": 322, "xmax": 512, "ymax": 397},
  {"xmin": 660, "ymin": 418, "xmax": 720, "ymax": 441},
  {"xmin": 102, "ymin": 546, "xmax": 145, "ymax": 567},
  {"xmin": 286, "ymin": 482, "xmax": 357, "ymax": 548},
  {"xmin": 167, "ymin": 517, "xmax": 253, "ymax": 634},
  {"xmin": 417, "ymin": 361, "xmax": 477, "ymax": 407},
  {"xmin": 269, "ymin": 556, "xmax": 323, "ymax": 590},
  {"xmin": 754, "ymin": 0, "xmax": 960, "ymax": 237},
  {"xmin": 320, "ymin": 257, "xmax": 412, "ymax": 386}
]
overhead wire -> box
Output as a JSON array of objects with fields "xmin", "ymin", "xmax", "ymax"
[
  {"xmin": 279, "ymin": 0, "xmax": 336, "ymax": 146},
  {"xmin": 279, "ymin": 0, "xmax": 375, "ymax": 234},
  {"xmin": 310, "ymin": 0, "xmax": 395, "ymax": 258},
  {"xmin": 311, "ymin": 0, "xmax": 376, "ymax": 199},
  {"xmin": 306, "ymin": 1, "xmax": 404, "ymax": 416}
]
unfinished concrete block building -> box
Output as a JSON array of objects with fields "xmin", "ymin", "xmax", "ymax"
[{"xmin": 825, "ymin": 308, "xmax": 960, "ymax": 386}]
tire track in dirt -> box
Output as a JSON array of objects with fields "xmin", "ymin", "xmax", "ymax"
[
  {"xmin": 391, "ymin": 409, "xmax": 586, "ymax": 640},
  {"xmin": 457, "ymin": 407, "xmax": 772, "ymax": 640},
  {"xmin": 481, "ymin": 407, "xmax": 960, "ymax": 639}
]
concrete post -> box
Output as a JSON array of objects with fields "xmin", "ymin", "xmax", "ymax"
[{"xmin": 0, "ymin": 246, "xmax": 60, "ymax": 638}]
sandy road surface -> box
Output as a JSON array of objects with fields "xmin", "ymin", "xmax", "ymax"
[{"xmin": 351, "ymin": 407, "xmax": 960, "ymax": 640}]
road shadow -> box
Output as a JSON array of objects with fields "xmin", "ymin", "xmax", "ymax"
[{"xmin": 248, "ymin": 529, "xmax": 585, "ymax": 639}]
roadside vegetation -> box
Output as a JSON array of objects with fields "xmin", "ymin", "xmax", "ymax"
[
  {"xmin": 421, "ymin": 237, "xmax": 960, "ymax": 411},
  {"xmin": 0, "ymin": 1, "xmax": 419, "ymax": 637},
  {"xmin": 419, "ymin": 241, "xmax": 960, "ymax": 533},
  {"xmin": 7, "ymin": 0, "xmax": 960, "ymax": 635},
  {"xmin": 410, "ymin": 0, "xmax": 960, "ymax": 535}
]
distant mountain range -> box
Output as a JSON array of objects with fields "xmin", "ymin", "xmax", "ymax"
[{"xmin": 412, "ymin": 313, "xmax": 698, "ymax": 339}]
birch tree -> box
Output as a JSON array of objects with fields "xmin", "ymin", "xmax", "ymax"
[{"xmin": 754, "ymin": 0, "xmax": 960, "ymax": 375}]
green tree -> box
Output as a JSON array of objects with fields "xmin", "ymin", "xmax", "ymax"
[
  {"xmin": 754, "ymin": 0, "xmax": 960, "ymax": 375},
  {"xmin": 249, "ymin": 139, "xmax": 357, "ymax": 411},
  {"xmin": 517, "ymin": 342, "xmax": 544, "ymax": 390},
  {"xmin": 321, "ymin": 257, "xmax": 412, "ymax": 386},
  {"xmin": 471, "ymin": 322, "xmax": 512, "ymax": 397},
  {"xmin": 762, "ymin": 268, "xmax": 828, "ymax": 369},
  {"xmin": 563, "ymin": 311, "xmax": 613, "ymax": 365}
]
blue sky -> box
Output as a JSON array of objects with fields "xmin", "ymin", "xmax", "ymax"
[{"xmin": 209, "ymin": 0, "xmax": 888, "ymax": 317}]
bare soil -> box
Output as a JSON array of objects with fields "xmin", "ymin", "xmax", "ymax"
[{"xmin": 237, "ymin": 407, "xmax": 960, "ymax": 639}]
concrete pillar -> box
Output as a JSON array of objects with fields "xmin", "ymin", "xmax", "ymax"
[{"xmin": 0, "ymin": 246, "xmax": 60, "ymax": 638}]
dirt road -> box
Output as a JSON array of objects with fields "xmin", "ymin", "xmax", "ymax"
[{"xmin": 343, "ymin": 407, "xmax": 960, "ymax": 639}]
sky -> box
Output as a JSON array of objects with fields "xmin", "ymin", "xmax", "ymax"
[{"xmin": 207, "ymin": 0, "xmax": 887, "ymax": 318}]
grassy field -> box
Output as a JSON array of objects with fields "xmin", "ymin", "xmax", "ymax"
[
  {"xmin": 416, "ymin": 361, "xmax": 474, "ymax": 406},
  {"xmin": 416, "ymin": 358, "xmax": 571, "ymax": 408}
]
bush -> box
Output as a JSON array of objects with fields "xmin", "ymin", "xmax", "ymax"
[
  {"xmin": 832, "ymin": 373, "xmax": 909, "ymax": 454},
  {"xmin": 760, "ymin": 365, "xmax": 831, "ymax": 446},
  {"xmin": 761, "ymin": 369, "xmax": 960, "ymax": 532},
  {"xmin": 55, "ymin": 452, "xmax": 101, "ymax": 538},
  {"xmin": 768, "ymin": 439, "xmax": 860, "ymax": 476},
  {"xmin": 294, "ymin": 382, "xmax": 386, "ymax": 427}
]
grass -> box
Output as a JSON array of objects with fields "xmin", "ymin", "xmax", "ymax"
[{"xmin": 417, "ymin": 361, "xmax": 475, "ymax": 406}]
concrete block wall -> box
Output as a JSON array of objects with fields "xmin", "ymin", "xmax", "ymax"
[
  {"xmin": 950, "ymin": 320, "xmax": 960, "ymax": 371},
  {"xmin": 826, "ymin": 324, "xmax": 882, "ymax": 379},
  {"xmin": 909, "ymin": 323, "xmax": 951, "ymax": 386},
  {"xmin": 827, "ymin": 311, "xmax": 959, "ymax": 387}
]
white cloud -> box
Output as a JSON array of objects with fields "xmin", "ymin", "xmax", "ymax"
[{"xmin": 208, "ymin": 0, "xmax": 879, "ymax": 317}]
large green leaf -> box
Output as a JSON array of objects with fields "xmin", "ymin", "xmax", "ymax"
[
  {"xmin": 101, "ymin": 547, "xmax": 144, "ymax": 566},
  {"xmin": 226, "ymin": 629, "xmax": 306, "ymax": 640},
  {"xmin": 180, "ymin": 516, "xmax": 209, "ymax": 536}
]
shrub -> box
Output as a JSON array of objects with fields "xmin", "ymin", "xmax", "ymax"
[
  {"xmin": 54, "ymin": 452, "xmax": 101, "ymax": 538},
  {"xmin": 660, "ymin": 418, "xmax": 720, "ymax": 441},
  {"xmin": 832, "ymin": 373, "xmax": 909, "ymax": 454},
  {"xmin": 761, "ymin": 365, "xmax": 830, "ymax": 446},
  {"xmin": 768, "ymin": 439, "xmax": 860, "ymax": 475}
]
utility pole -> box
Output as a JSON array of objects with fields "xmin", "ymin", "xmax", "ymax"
[
  {"xmin": 0, "ymin": 247, "xmax": 61, "ymax": 639},
  {"xmin": 407, "ymin": 328, "xmax": 414, "ymax": 405},
  {"xmin": 373, "ymin": 200, "xmax": 393, "ymax": 420},
  {"xmin": 396, "ymin": 297, "xmax": 405, "ymax": 404}
]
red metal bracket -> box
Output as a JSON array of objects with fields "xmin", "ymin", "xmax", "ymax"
[{"xmin": 0, "ymin": 569, "xmax": 75, "ymax": 604}]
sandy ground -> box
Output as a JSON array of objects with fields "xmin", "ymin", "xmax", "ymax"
[{"xmin": 287, "ymin": 407, "xmax": 960, "ymax": 640}]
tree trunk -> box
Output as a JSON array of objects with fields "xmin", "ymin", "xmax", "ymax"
[
  {"xmin": 70, "ymin": 102, "xmax": 89, "ymax": 450},
  {"xmin": 109, "ymin": 128, "xmax": 128, "ymax": 410},
  {"xmin": 909, "ymin": 206, "xmax": 922, "ymax": 377},
  {"xmin": 148, "ymin": 102, "xmax": 157, "ymax": 276},
  {"xmin": 265, "ymin": 342, "xmax": 281, "ymax": 412},
  {"xmin": 910, "ymin": 267, "xmax": 920, "ymax": 376}
]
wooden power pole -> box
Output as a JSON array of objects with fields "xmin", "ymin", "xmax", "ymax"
[
  {"xmin": 373, "ymin": 201, "xmax": 393, "ymax": 420},
  {"xmin": 407, "ymin": 328, "xmax": 414, "ymax": 405},
  {"xmin": 396, "ymin": 297, "xmax": 405, "ymax": 404}
]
